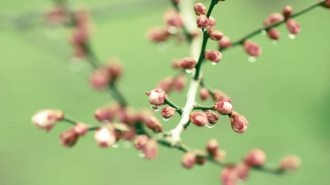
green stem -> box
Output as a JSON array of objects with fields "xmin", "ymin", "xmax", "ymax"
[{"xmin": 165, "ymin": 98, "xmax": 183, "ymax": 114}]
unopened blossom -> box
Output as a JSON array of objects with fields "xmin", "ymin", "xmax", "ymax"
[
  {"xmin": 199, "ymin": 88, "xmax": 209, "ymax": 101},
  {"xmin": 70, "ymin": 28, "xmax": 89, "ymax": 46},
  {"xmin": 181, "ymin": 152, "xmax": 196, "ymax": 169},
  {"xmin": 205, "ymin": 110, "xmax": 219, "ymax": 125},
  {"xmin": 264, "ymin": 13, "xmax": 284, "ymax": 26},
  {"xmin": 323, "ymin": 0, "xmax": 330, "ymax": 8},
  {"xmin": 206, "ymin": 139, "xmax": 219, "ymax": 156},
  {"xmin": 194, "ymin": 2, "xmax": 206, "ymax": 16},
  {"xmin": 196, "ymin": 15, "xmax": 209, "ymax": 28},
  {"xmin": 145, "ymin": 116, "xmax": 163, "ymax": 133},
  {"xmin": 282, "ymin": 5, "xmax": 293, "ymax": 19},
  {"xmin": 60, "ymin": 128, "xmax": 79, "ymax": 147},
  {"xmin": 73, "ymin": 122, "xmax": 89, "ymax": 136},
  {"xmin": 267, "ymin": 29, "xmax": 280, "ymax": 40},
  {"xmin": 190, "ymin": 111, "xmax": 209, "ymax": 127},
  {"xmin": 207, "ymin": 16, "xmax": 216, "ymax": 28},
  {"xmin": 173, "ymin": 75, "xmax": 186, "ymax": 91},
  {"xmin": 32, "ymin": 109, "xmax": 64, "ymax": 131},
  {"xmin": 286, "ymin": 19, "xmax": 301, "ymax": 35},
  {"xmin": 235, "ymin": 163, "xmax": 250, "ymax": 180},
  {"xmin": 205, "ymin": 49, "xmax": 222, "ymax": 63},
  {"xmin": 104, "ymin": 61, "xmax": 123, "ymax": 80},
  {"xmin": 209, "ymin": 30, "xmax": 224, "ymax": 41},
  {"xmin": 94, "ymin": 126, "xmax": 116, "ymax": 148},
  {"xmin": 279, "ymin": 155, "xmax": 301, "ymax": 171},
  {"xmin": 180, "ymin": 57, "xmax": 196, "ymax": 70},
  {"xmin": 213, "ymin": 90, "xmax": 231, "ymax": 102},
  {"xmin": 134, "ymin": 135, "xmax": 149, "ymax": 150},
  {"xmin": 146, "ymin": 88, "xmax": 166, "ymax": 106},
  {"xmin": 89, "ymin": 69, "xmax": 110, "ymax": 90},
  {"xmin": 161, "ymin": 106, "xmax": 176, "ymax": 119},
  {"xmin": 143, "ymin": 139, "xmax": 158, "ymax": 160},
  {"xmin": 163, "ymin": 9, "xmax": 183, "ymax": 28},
  {"xmin": 218, "ymin": 36, "xmax": 232, "ymax": 49},
  {"xmin": 147, "ymin": 27, "xmax": 170, "ymax": 43},
  {"xmin": 94, "ymin": 106, "xmax": 118, "ymax": 122},
  {"xmin": 230, "ymin": 112, "xmax": 248, "ymax": 133},
  {"xmin": 244, "ymin": 149, "xmax": 266, "ymax": 167},
  {"xmin": 214, "ymin": 101, "xmax": 233, "ymax": 115},
  {"xmin": 221, "ymin": 167, "xmax": 238, "ymax": 185},
  {"xmin": 243, "ymin": 40, "xmax": 262, "ymax": 57}
]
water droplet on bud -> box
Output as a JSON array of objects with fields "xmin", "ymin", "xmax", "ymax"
[
  {"xmin": 260, "ymin": 30, "xmax": 267, "ymax": 36},
  {"xmin": 112, "ymin": 144, "xmax": 119, "ymax": 148},
  {"xmin": 248, "ymin": 56, "xmax": 257, "ymax": 63},
  {"xmin": 185, "ymin": 69, "xmax": 192, "ymax": 74},
  {"xmin": 138, "ymin": 152, "xmax": 145, "ymax": 158},
  {"xmin": 211, "ymin": 62, "xmax": 217, "ymax": 66},
  {"xmin": 123, "ymin": 141, "xmax": 132, "ymax": 149},
  {"xmin": 162, "ymin": 118, "xmax": 169, "ymax": 122},
  {"xmin": 288, "ymin": 34, "xmax": 296, "ymax": 39},
  {"xmin": 206, "ymin": 123, "xmax": 215, "ymax": 128},
  {"xmin": 202, "ymin": 28, "xmax": 207, "ymax": 32},
  {"xmin": 151, "ymin": 106, "xmax": 160, "ymax": 112}
]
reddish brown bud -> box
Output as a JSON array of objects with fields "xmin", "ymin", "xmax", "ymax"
[
  {"xmin": 209, "ymin": 30, "xmax": 224, "ymax": 41},
  {"xmin": 146, "ymin": 88, "xmax": 166, "ymax": 106},
  {"xmin": 279, "ymin": 155, "xmax": 301, "ymax": 171},
  {"xmin": 163, "ymin": 9, "xmax": 183, "ymax": 28},
  {"xmin": 143, "ymin": 139, "xmax": 158, "ymax": 160},
  {"xmin": 286, "ymin": 19, "xmax": 300, "ymax": 35},
  {"xmin": 89, "ymin": 68, "xmax": 110, "ymax": 90},
  {"xmin": 181, "ymin": 152, "xmax": 196, "ymax": 169},
  {"xmin": 199, "ymin": 88, "xmax": 209, "ymax": 101},
  {"xmin": 145, "ymin": 116, "xmax": 163, "ymax": 133},
  {"xmin": 267, "ymin": 29, "xmax": 280, "ymax": 40},
  {"xmin": 60, "ymin": 128, "xmax": 79, "ymax": 147},
  {"xmin": 194, "ymin": 3, "xmax": 207, "ymax": 16},
  {"xmin": 221, "ymin": 166, "xmax": 238, "ymax": 185},
  {"xmin": 204, "ymin": 110, "xmax": 219, "ymax": 125},
  {"xmin": 190, "ymin": 111, "xmax": 208, "ymax": 127},
  {"xmin": 323, "ymin": 0, "xmax": 330, "ymax": 8},
  {"xmin": 161, "ymin": 106, "xmax": 176, "ymax": 119},
  {"xmin": 73, "ymin": 122, "xmax": 89, "ymax": 136},
  {"xmin": 173, "ymin": 75, "xmax": 186, "ymax": 91},
  {"xmin": 244, "ymin": 149, "xmax": 266, "ymax": 167},
  {"xmin": 235, "ymin": 163, "xmax": 250, "ymax": 180},
  {"xmin": 214, "ymin": 101, "xmax": 233, "ymax": 115},
  {"xmin": 206, "ymin": 139, "xmax": 219, "ymax": 156},
  {"xmin": 147, "ymin": 27, "xmax": 170, "ymax": 43},
  {"xmin": 70, "ymin": 28, "xmax": 89, "ymax": 46},
  {"xmin": 207, "ymin": 16, "xmax": 216, "ymax": 28},
  {"xmin": 205, "ymin": 49, "xmax": 222, "ymax": 63},
  {"xmin": 180, "ymin": 57, "xmax": 196, "ymax": 70},
  {"xmin": 243, "ymin": 40, "xmax": 262, "ymax": 57},
  {"xmin": 94, "ymin": 105, "xmax": 118, "ymax": 122},
  {"xmin": 213, "ymin": 90, "xmax": 231, "ymax": 102},
  {"xmin": 264, "ymin": 13, "xmax": 284, "ymax": 27},
  {"xmin": 230, "ymin": 112, "xmax": 248, "ymax": 133},
  {"xmin": 218, "ymin": 36, "xmax": 232, "ymax": 49},
  {"xmin": 32, "ymin": 109, "xmax": 64, "ymax": 131},
  {"xmin": 282, "ymin": 5, "xmax": 293, "ymax": 19},
  {"xmin": 134, "ymin": 135, "xmax": 149, "ymax": 150},
  {"xmin": 105, "ymin": 61, "xmax": 123, "ymax": 80},
  {"xmin": 196, "ymin": 15, "xmax": 209, "ymax": 28}
]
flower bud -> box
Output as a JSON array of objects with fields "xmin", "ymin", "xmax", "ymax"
[
  {"xmin": 267, "ymin": 29, "xmax": 280, "ymax": 40},
  {"xmin": 214, "ymin": 101, "xmax": 233, "ymax": 115},
  {"xmin": 161, "ymin": 106, "xmax": 176, "ymax": 119},
  {"xmin": 143, "ymin": 139, "xmax": 158, "ymax": 159},
  {"xmin": 94, "ymin": 105, "xmax": 118, "ymax": 122},
  {"xmin": 205, "ymin": 49, "xmax": 222, "ymax": 63},
  {"xmin": 60, "ymin": 128, "xmax": 79, "ymax": 147},
  {"xmin": 147, "ymin": 27, "xmax": 170, "ymax": 43},
  {"xmin": 264, "ymin": 13, "xmax": 284, "ymax": 26},
  {"xmin": 73, "ymin": 122, "xmax": 89, "ymax": 136},
  {"xmin": 205, "ymin": 110, "xmax": 219, "ymax": 125},
  {"xmin": 207, "ymin": 16, "xmax": 216, "ymax": 28},
  {"xmin": 180, "ymin": 57, "xmax": 196, "ymax": 70},
  {"xmin": 89, "ymin": 69, "xmax": 110, "ymax": 90},
  {"xmin": 286, "ymin": 19, "xmax": 300, "ymax": 35},
  {"xmin": 94, "ymin": 126, "xmax": 116, "ymax": 148},
  {"xmin": 323, "ymin": 0, "xmax": 330, "ymax": 8},
  {"xmin": 213, "ymin": 90, "xmax": 231, "ymax": 102},
  {"xmin": 146, "ymin": 88, "xmax": 166, "ymax": 106},
  {"xmin": 105, "ymin": 61, "xmax": 123, "ymax": 80},
  {"xmin": 134, "ymin": 135, "xmax": 149, "ymax": 150},
  {"xmin": 221, "ymin": 167, "xmax": 238, "ymax": 185},
  {"xmin": 163, "ymin": 9, "xmax": 183, "ymax": 28},
  {"xmin": 145, "ymin": 116, "xmax": 163, "ymax": 133},
  {"xmin": 244, "ymin": 149, "xmax": 266, "ymax": 167},
  {"xmin": 190, "ymin": 111, "xmax": 208, "ymax": 127},
  {"xmin": 196, "ymin": 15, "xmax": 209, "ymax": 28},
  {"xmin": 194, "ymin": 3, "xmax": 206, "ymax": 16},
  {"xmin": 173, "ymin": 75, "xmax": 186, "ymax": 91},
  {"xmin": 181, "ymin": 152, "xmax": 196, "ymax": 169},
  {"xmin": 235, "ymin": 163, "xmax": 250, "ymax": 180},
  {"xmin": 282, "ymin": 5, "xmax": 293, "ymax": 19},
  {"xmin": 279, "ymin": 155, "xmax": 301, "ymax": 171},
  {"xmin": 214, "ymin": 149, "xmax": 226, "ymax": 162},
  {"xmin": 243, "ymin": 40, "xmax": 262, "ymax": 57},
  {"xmin": 70, "ymin": 28, "xmax": 89, "ymax": 46},
  {"xmin": 230, "ymin": 112, "xmax": 248, "ymax": 133},
  {"xmin": 218, "ymin": 36, "xmax": 232, "ymax": 49},
  {"xmin": 32, "ymin": 109, "xmax": 64, "ymax": 131},
  {"xmin": 209, "ymin": 30, "xmax": 224, "ymax": 41},
  {"xmin": 206, "ymin": 139, "xmax": 219, "ymax": 156},
  {"xmin": 199, "ymin": 88, "xmax": 209, "ymax": 101}
]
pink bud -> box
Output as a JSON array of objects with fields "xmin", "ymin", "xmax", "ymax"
[
  {"xmin": 199, "ymin": 88, "xmax": 209, "ymax": 101},
  {"xmin": 163, "ymin": 9, "xmax": 183, "ymax": 28},
  {"xmin": 190, "ymin": 111, "xmax": 208, "ymax": 127},
  {"xmin": 94, "ymin": 126, "xmax": 116, "ymax": 148},
  {"xmin": 194, "ymin": 3, "xmax": 207, "ymax": 16},
  {"xmin": 157, "ymin": 76, "xmax": 173, "ymax": 93},
  {"xmin": 286, "ymin": 19, "xmax": 300, "ymax": 35},
  {"xmin": 214, "ymin": 149, "xmax": 226, "ymax": 162},
  {"xmin": 60, "ymin": 128, "xmax": 79, "ymax": 147},
  {"xmin": 235, "ymin": 163, "xmax": 250, "ymax": 180},
  {"xmin": 146, "ymin": 88, "xmax": 166, "ymax": 106},
  {"xmin": 181, "ymin": 152, "xmax": 196, "ymax": 169},
  {"xmin": 230, "ymin": 112, "xmax": 248, "ymax": 133},
  {"xmin": 73, "ymin": 45, "xmax": 86, "ymax": 59},
  {"xmin": 205, "ymin": 110, "xmax": 219, "ymax": 125},
  {"xmin": 161, "ymin": 106, "xmax": 176, "ymax": 119},
  {"xmin": 214, "ymin": 101, "xmax": 233, "ymax": 115},
  {"xmin": 243, "ymin": 40, "xmax": 262, "ymax": 57},
  {"xmin": 279, "ymin": 155, "xmax": 301, "ymax": 171},
  {"xmin": 267, "ymin": 29, "xmax": 280, "ymax": 41},
  {"xmin": 70, "ymin": 28, "xmax": 89, "ymax": 46},
  {"xmin": 264, "ymin": 13, "xmax": 284, "ymax": 26},
  {"xmin": 134, "ymin": 135, "xmax": 149, "ymax": 150},
  {"xmin": 244, "ymin": 149, "xmax": 266, "ymax": 167},
  {"xmin": 143, "ymin": 139, "xmax": 158, "ymax": 160},
  {"xmin": 221, "ymin": 167, "xmax": 238, "ymax": 185},
  {"xmin": 147, "ymin": 27, "xmax": 170, "ymax": 43},
  {"xmin": 208, "ymin": 16, "xmax": 216, "ymax": 28},
  {"xmin": 180, "ymin": 57, "xmax": 196, "ymax": 70},
  {"xmin": 105, "ymin": 61, "xmax": 123, "ymax": 80},
  {"xmin": 213, "ymin": 90, "xmax": 231, "ymax": 102},
  {"xmin": 94, "ymin": 106, "xmax": 118, "ymax": 122},
  {"xmin": 209, "ymin": 30, "xmax": 224, "ymax": 41},
  {"xmin": 32, "ymin": 109, "xmax": 64, "ymax": 131},
  {"xmin": 89, "ymin": 69, "xmax": 110, "ymax": 90},
  {"xmin": 173, "ymin": 75, "xmax": 186, "ymax": 91},
  {"xmin": 205, "ymin": 49, "xmax": 222, "ymax": 63},
  {"xmin": 218, "ymin": 36, "xmax": 232, "ymax": 49},
  {"xmin": 282, "ymin": 5, "xmax": 293, "ymax": 19},
  {"xmin": 196, "ymin": 15, "xmax": 209, "ymax": 28},
  {"xmin": 73, "ymin": 122, "xmax": 89, "ymax": 136},
  {"xmin": 145, "ymin": 116, "xmax": 163, "ymax": 133},
  {"xmin": 206, "ymin": 139, "xmax": 219, "ymax": 156},
  {"xmin": 323, "ymin": 0, "xmax": 330, "ymax": 8}
]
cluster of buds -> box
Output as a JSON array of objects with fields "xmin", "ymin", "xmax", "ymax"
[
  {"xmin": 134, "ymin": 135, "xmax": 158, "ymax": 159},
  {"xmin": 89, "ymin": 60, "xmax": 123, "ymax": 90}
]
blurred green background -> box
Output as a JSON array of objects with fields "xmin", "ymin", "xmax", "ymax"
[{"xmin": 0, "ymin": 0, "xmax": 329, "ymax": 185}]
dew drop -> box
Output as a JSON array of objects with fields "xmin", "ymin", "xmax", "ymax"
[
  {"xmin": 211, "ymin": 62, "xmax": 217, "ymax": 66},
  {"xmin": 112, "ymin": 143, "xmax": 119, "ymax": 148},
  {"xmin": 151, "ymin": 106, "xmax": 160, "ymax": 112},
  {"xmin": 202, "ymin": 27, "xmax": 207, "ymax": 32},
  {"xmin": 288, "ymin": 34, "xmax": 296, "ymax": 39},
  {"xmin": 271, "ymin": 40, "xmax": 278, "ymax": 45},
  {"xmin": 162, "ymin": 118, "xmax": 169, "ymax": 122},
  {"xmin": 123, "ymin": 141, "xmax": 132, "ymax": 149},
  {"xmin": 138, "ymin": 152, "xmax": 145, "ymax": 158},
  {"xmin": 185, "ymin": 69, "xmax": 192, "ymax": 73},
  {"xmin": 248, "ymin": 56, "xmax": 257, "ymax": 63},
  {"xmin": 206, "ymin": 123, "xmax": 215, "ymax": 128},
  {"xmin": 260, "ymin": 30, "xmax": 267, "ymax": 36}
]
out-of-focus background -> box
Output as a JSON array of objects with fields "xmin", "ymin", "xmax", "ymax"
[{"xmin": 0, "ymin": 0, "xmax": 329, "ymax": 185}]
